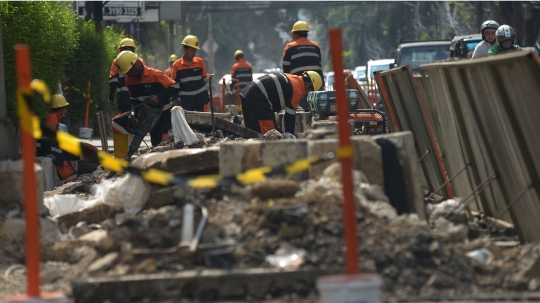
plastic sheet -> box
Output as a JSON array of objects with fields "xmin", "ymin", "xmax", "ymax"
[
  {"xmin": 96, "ymin": 174, "xmax": 151, "ymax": 214},
  {"xmin": 171, "ymin": 106, "xmax": 199, "ymax": 145}
]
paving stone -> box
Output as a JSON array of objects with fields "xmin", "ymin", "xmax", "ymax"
[{"xmin": 260, "ymin": 140, "xmax": 309, "ymax": 181}]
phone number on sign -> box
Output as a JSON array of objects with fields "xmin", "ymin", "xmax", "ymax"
[{"xmin": 104, "ymin": 7, "xmax": 140, "ymax": 16}]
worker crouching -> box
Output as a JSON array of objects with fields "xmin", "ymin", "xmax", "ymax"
[
  {"xmin": 240, "ymin": 71, "xmax": 322, "ymax": 135},
  {"xmin": 114, "ymin": 51, "xmax": 180, "ymax": 159}
]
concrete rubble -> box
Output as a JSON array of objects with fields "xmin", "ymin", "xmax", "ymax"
[{"xmin": 0, "ymin": 119, "xmax": 535, "ymax": 303}]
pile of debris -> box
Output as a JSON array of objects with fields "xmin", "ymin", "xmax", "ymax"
[{"xmin": 0, "ymin": 160, "xmax": 531, "ymax": 301}]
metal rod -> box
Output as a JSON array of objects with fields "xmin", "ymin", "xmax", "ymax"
[
  {"xmin": 417, "ymin": 149, "xmax": 430, "ymax": 163},
  {"xmin": 189, "ymin": 203, "xmax": 208, "ymax": 252},
  {"xmin": 446, "ymin": 174, "xmax": 496, "ymax": 221},
  {"xmin": 184, "ymin": 110, "xmax": 232, "ymax": 118},
  {"xmin": 427, "ymin": 163, "xmax": 471, "ymax": 200},
  {"xmin": 496, "ymin": 184, "xmax": 533, "ymax": 220}
]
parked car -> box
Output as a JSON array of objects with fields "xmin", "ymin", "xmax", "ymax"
[
  {"xmin": 366, "ymin": 59, "xmax": 394, "ymax": 110},
  {"xmin": 353, "ymin": 65, "xmax": 367, "ymax": 85},
  {"xmin": 391, "ymin": 40, "xmax": 451, "ymax": 74},
  {"xmin": 450, "ymin": 33, "xmax": 482, "ymax": 59},
  {"xmin": 324, "ymin": 69, "xmax": 353, "ymax": 91}
]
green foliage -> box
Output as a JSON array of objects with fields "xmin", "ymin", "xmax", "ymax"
[
  {"xmin": 63, "ymin": 22, "xmax": 127, "ymax": 124},
  {"xmin": 0, "ymin": 1, "xmax": 77, "ymax": 124}
]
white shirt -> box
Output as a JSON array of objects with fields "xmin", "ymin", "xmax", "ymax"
[{"xmin": 471, "ymin": 40, "xmax": 496, "ymax": 59}]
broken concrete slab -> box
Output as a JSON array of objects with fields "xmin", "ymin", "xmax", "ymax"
[
  {"xmin": 373, "ymin": 131, "xmax": 425, "ymax": 220},
  {"xmin": 0, "ymin": 160, "xmax": 45, "ymax": 214},
  {"xmin": 71, "ymin": 267, "xmax": 342, "ymax": 303},
  {"xmin": 185, "ymin": 113, "xmax": 262, "ymax": 139},
  {"xmin": 56, "ymin": 204, "xmax": 119, "ymax": 234},
  {"xmin": 307, "ymin": 139, "xmax": 339, "ymax": 180},
  {"xmin": 131, "ymin": 147, "xmax": 220, "ymax": 175}
]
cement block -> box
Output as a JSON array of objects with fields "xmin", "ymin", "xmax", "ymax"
[
  {"xmin": 279, "ymin": 111, "xmax": 311, "ymax": 136},
  {"xmin": 219, "ymin": 141, "xmax": 261, "ymax": 177},
  {"xmin": 373, "ymin": 131, "xmax": 425, "ymax": 220},
  {"xmin": 260, "ymin": 140, "xmax": 309, "ymax": 180},
  {"xmin": 185, "ymin": 113, "xmax": 262, "ymax": 139},
  {"xmin": 131, "ymin": 147, "xmax": 220, "ymax": 175},
  {"xmin": 351, "ymin": 136, "xmax": 384, "ymax": 189},
  {"xmin": 0, "ymin": 160, "xmax": 45, "ymax": 214},
  {"xmin": 307, "ymin": 139, "xmax": 338, "ymax": 179}
]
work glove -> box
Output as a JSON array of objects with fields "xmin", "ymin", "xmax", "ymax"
[
  {"xmin": 148, "ymin": 95, "xmax": 159, "ymax": 106},
  {"xmin": 45, "ymin": 154, "xmax": 56, "ymax": 162}
]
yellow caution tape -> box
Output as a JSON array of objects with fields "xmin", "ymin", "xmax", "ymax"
[
  {"xmin": 31, "ymin": 79, "xmax": 50, "ymax": 103},
  {"xmin": 63, "ymin": 85, "xmax": 100, "ymax": 109},
  {"xmin": 336, "ymin": 146, "xmax": 353, "ymax": 158},
  {"xmin": 21, "ymin": 80, "xmax": 335, "ymax": 189}
]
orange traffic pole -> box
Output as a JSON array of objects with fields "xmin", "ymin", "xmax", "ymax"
[
  {"xmin": 84, "ymin": 80, "xmax": 91, "ymax": 128},
  {"xmin": 329, "ymin": 28, "xmax": 359, "ymax": 275},
  {"xmin": 221, "ymin": 78, "xmax": 226, "ymax": 113},
  {"xmin": 15, "ymin": 45, "xmax": 41, "ymax": 296}
]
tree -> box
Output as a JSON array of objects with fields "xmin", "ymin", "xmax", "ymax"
[{"xmin": 0, "ymin": 1, "xmax": 78, "ymax": 124}]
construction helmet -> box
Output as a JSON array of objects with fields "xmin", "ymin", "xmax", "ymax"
[
  {"xmin": 496, "ymin": 25, "xmax": 516, "ymax": 50},
  {"xmin": 117, "ymin": 38, "xmax": 136, "ymax": 52},
  {"xmin": 116, "ymin": 51, "xmax": 138, "ymax": 75},
  {"xmin": 182, "ymin": 35, "xmax": 200, "ymax": 50},
  {"xmin": 168, "ymin": 54, "xmax": 178, "ymax": 63},
  {"xmin": 480, "ymin": 20, "xmax": 500, "ymax": 40},
  {"xmin": 304, "ymin": 71, "xmax": 322, "ymax": 91},
  {"xmin": 291, "ymin": 21, "xmax": 309, "ymax": 33},
  {"xmin": 234, "ymin": 50, "xmax": 244, "ymax": 60},
  {"xmin": 51, "ymin": 94, "xmax": 69, "ymax": 108}
]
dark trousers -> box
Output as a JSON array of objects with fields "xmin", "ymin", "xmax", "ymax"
[
  {"xmin": 181, "ymin": 98, "xmax": 205, "ymax": 112},
  {"xmin": 150, "ymin": 108, "xmax": 171, "ymax": 146},
  {"xmin": 240, "ymin": 95, "xmax": 276, "ymax": 134}
]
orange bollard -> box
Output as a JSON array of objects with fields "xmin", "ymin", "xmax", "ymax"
[
  {"xmin": 4, "ymin": 44, "xmax": 66, "ymax": 303},
  {"xmin": 14, "ymin": 45, "xmax": 41, "ymax": 297},
  {"xmin": 329, "ymin": 28, "xmax": 359, "ymax": 275}
]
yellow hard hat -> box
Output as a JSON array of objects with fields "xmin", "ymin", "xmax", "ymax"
[
  {"xmin": 116, "ymin": 51, "xmax": 138, "ymax": 75},
  {"xmin": 291, "ymin": 21, "xmax": 309, "ymax": 33},
  {"xmin": 168, "ymin": 54, "xmax": 178, "ymax": 63},
  {"xmin": 51, "ymin": 94, "xmax": 69, "ymax": 108},
  {"xmin": 182, "ymin": 35, "xmax": 200, "ymax": 50},
  {"xmin": 117, "ymin": 38, "xmax": 136, "ymax": 52},
  {"xmin": 234, "ymin": 50, "xmax": 244, "ymax": 59},
  {"xmin": 305, "ymin": 71, "xmax": 322, "ymax": 91}
]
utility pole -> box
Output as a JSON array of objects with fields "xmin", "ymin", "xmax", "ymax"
[
  {"xmin": 182, "ymin": 1, "xmax": 187, "ymax": 37},
  {"xmin": 208, "ymin": 11, "xmax": 215, "ymax": 76}
]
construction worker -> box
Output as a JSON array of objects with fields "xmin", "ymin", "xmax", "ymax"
[
  {"xmin": 488, "ymin": 25, "xmax": 523, "ymax": 55},
  {"xmin": 164, "ymin": 54, "xmax": 178, "ymax": 78},
  {"xmin": 171, "ymin": 35, "xmax": 210, "ymax": 112},
  {"xmin": 230, "ymin": 50, "xmax": 253, "ymax": 91},
  {"xmin": 240, "ymin": 71, "xmax": 322, "ymax": 135},
  {"xmin": 472, "ymin": 20, "xmax": 500, "ymax": 59},
  {"xmin": 282, "ymin": 21, "xmax": 324, "ymax": 111},
  {"xmin": 115, "ymin": 51, "xmax": 180, "ymax": 158},
  {"xmin": 36, "ymin": 94, "xmax": 77, "ymax": 183},
  {"xmin": 109, "ymin": 38, "xmax": 147, "ymax": 158}
]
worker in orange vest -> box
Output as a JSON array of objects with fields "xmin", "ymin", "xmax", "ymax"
[
  {"xmin": 230, "ymin": 50, "xmax": 253, "ymax": 91},
  {"xmin": 109, "ymin": 38, "xmax": 147, "ymax": 158},
  {"xmin": 36, "ymin": 94, "xmax": 77, "ymax": 183},
  {"xmin": 164, "ymin": 54, "xmax": 178, "ymax": 78},
  {"xmin": 282, "ymin": 21, "xmax": 324, "ymax": 111},
  {"xmin": 240, "ymin": 71, "xmax": 322, "ymax": 135}
]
